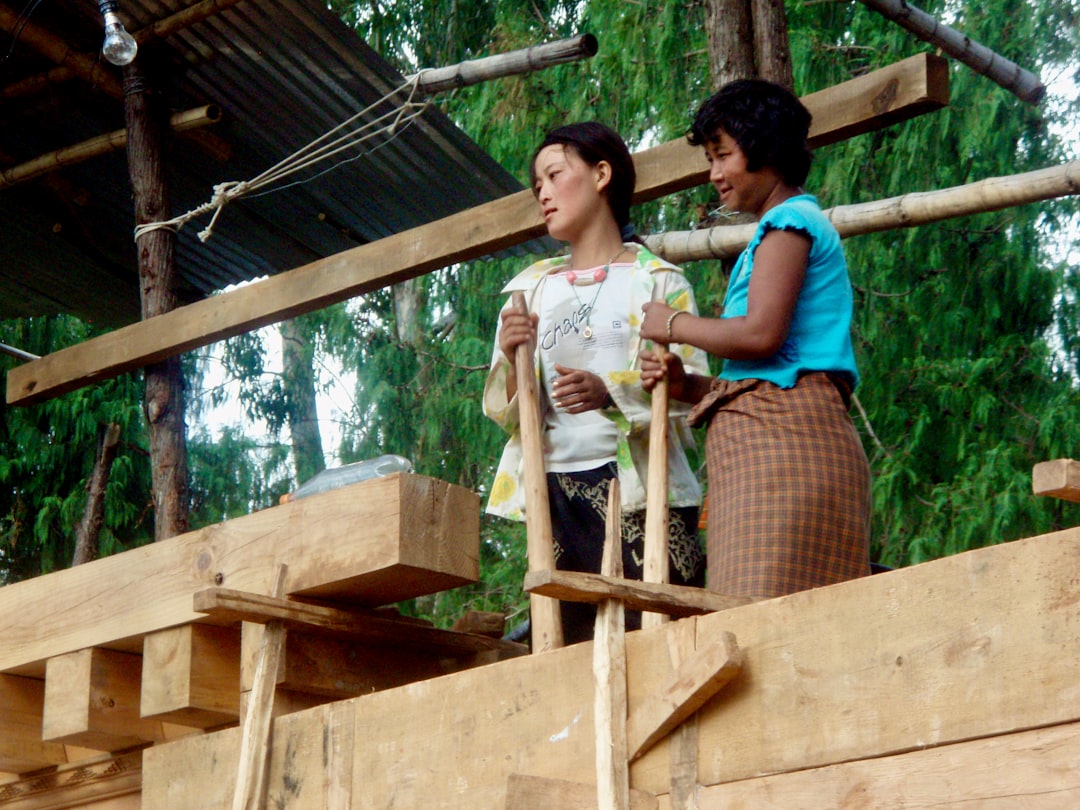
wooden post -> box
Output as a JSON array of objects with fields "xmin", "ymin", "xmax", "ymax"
[
  {"xmin": 123, "ymin": 58, "xmax": 190, "ymax": 541},
  {"xmin": 511, "ymin": 292, "xmax": 564, "ymax": 653},
  {"xmin": 594, "ymin": 479, "xmax": 629, "ymax": 810},
  {"xmin": 642, "ymin": 304, "xmax": 670, "ymax": 630},
  {"xmin": 232, "ymin": 564, "xmax": 288, "ymax": 810}
]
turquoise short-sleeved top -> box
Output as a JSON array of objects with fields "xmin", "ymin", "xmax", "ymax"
[{"xmin": 720, "ymin": 194, "xmax": 859, "ymax": 389}]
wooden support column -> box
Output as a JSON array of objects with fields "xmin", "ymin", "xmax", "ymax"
[
  {"xmin": 123, "ymin": 57, "xmax": 189, "ymax": 542},
  {"xmin": 0, "ymin": 674, "xmax": 68, "ymax": 773},
  {"xmin": 141, "ymin": 624, "xmax": 241, "ymax": 728},
  {"xmin": 42, "ymin": 648, "xmax": 165, "ymax": 751}
]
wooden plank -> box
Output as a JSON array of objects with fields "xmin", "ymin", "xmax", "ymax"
[
  {"xmin": 194, "ymin": 587, "xmax": 527, "ymax": 657},
  {"xmin": 671, "ymin": 722, "xmax": 1080, "ymax": 809},
  {"xmin": 42, "ymin": 648, "xmax": 164, "ymax": 751},
  {"xmin": 0, "ymin": 674, "xmax": 68, "ymax": 774},
  {"xmin": 663, "ymin": 621, "xmax": 698, "ymax": 810},
  {"xmin": 525, "ymin": 569, "xmax": 752, "ymax": 617},
  {"xmin": 6, "ymin": 55, "xmax": 948, "ymax": 407},
  {"xmin": 627, "ymin": 630, "xmax": 741, "ymax": 763},
  {"xmin": 505, "ymin": 774, "xmax": 658, "ymax": 810},
  {"xmin": 0, "ymin": 473, "xmax": 478, "ymax": 677},
  {"xmin": 593, "ymin": 479, "xmax": 629, "ymax": 809},
  {"xmin": 140, "ymin": 624, "xmax": 241, "ymax": 728},
  {"xmin": 1033, "ymin": 458, "xmax": 1080, "ymax": 503},
  {"xmin": 140, "ymin": 525, "xmax": 1080, "ymax": 808}
]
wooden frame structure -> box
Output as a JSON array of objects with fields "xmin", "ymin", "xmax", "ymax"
[{"xmin": 4, "ymin": 48, "xmax": 1080, "ymax": 807}]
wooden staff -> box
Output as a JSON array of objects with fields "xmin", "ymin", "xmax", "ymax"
[
  {"xmin": 641, "ymin": 295, "xmax": 671, "ymax": 631},
  {"xmin": 511, "ymin": 292, "xmax": 564, "ymax": 653}
]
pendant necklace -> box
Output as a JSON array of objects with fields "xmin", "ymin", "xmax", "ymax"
[{"xmin": 566, "ymin": 246, "xmax": 627, "ymax": 339}]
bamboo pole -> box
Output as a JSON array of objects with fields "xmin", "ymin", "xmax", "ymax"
[
  {"xmin": 641, "ymin": 293, "xmax": 671, "ymax": 631},
  {"xmin": 409, "ymin": 34, "xmax": 597, "ymax": 96},
  {"xmin": 857, "ymin": 0, "xmax": 1044, "ymax": 104},
  {"xmin": 0, "ymin": 106, "xmax": 221, "ymax": 191},
  {"xmin": 594, "ymin": 479, "xmax": 629, "ymax": 810},
  {"xmin": 647, "ymin": 160, "xmax": 1080, "ymax": 264},
  {"xmin": 510, "ymin": 292, "xmax": 564, "ymax": 654}
]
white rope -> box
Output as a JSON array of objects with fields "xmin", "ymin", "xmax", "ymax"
[{"xmin": 134, "ymin": 74, "xmax": 431, "ymax": 243}]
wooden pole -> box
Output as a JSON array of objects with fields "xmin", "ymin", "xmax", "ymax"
[
  {"xmin": 594, "ymin": 479, "xmax": 629, "ymax": 810},
  {"xmin": 641, "ymin": 297, "xmax": 670, "ymax": 630},
  {"xmin": 647, "ymin": 160, "xmax": 1080, "ymax": 264},
  {"xmin": 410, "ymin": 34, "xmax": 597, "ymax": 96},
  {"xmin": 510, "ymin": 292, "xmax": 564, "ymax": 653},
  {"xmin": 0, "ymin": 106, "xmax": 221, "ymax": 191},
  {"xmin": 123, "ymin": 60, "xmax": 190, "ymax": 541},
  {"xmin": 232, "ymin": 564, "xmax": 288, "ymax": 810},
  {"xmin": 857, "ymin": 0, "xmax": 1044, "ymax": 103}
]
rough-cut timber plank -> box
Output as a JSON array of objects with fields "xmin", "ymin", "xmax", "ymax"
[
  {"xmin": 42, "ymin": 648, "xmax": 165, "ymax": 751},
  {"xmin": 0, "ymin": 674, "xmax": 68, "ymax": 774},
  {"xmin": 1033, "ymin": 458, "xmax": 1080, "ymax": 503},
  {"xmin": 525, "ymin": 569, "xmax": 752, "ymax": 617},
  {"xmin": 140, "ymin": 624, "xmax": 241, "ymax": 728},
  {"xmin": 505, "ymin": 774, "xmax": 659, "ymax": 810},
  {"xmin": 194, "ymin": 587, "xmax": 526, "ymax": 656},
  {"xmin": 6, "ymin": 55, "xmax": 948, "ymax": 407},
  {"xmin": 141, "ymin": 525, "xmax": 1080, "ymax": 807},
  {"xmin": 0, "ymin": 474, "xmax": 478, "ymax": 677},
  {"xmin": 663, "ymin": 722, "xmax": 1080, "ymax": 809}
]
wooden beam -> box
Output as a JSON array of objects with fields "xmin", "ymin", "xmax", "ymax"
[
  {"xmin": 194, "ymin": 586, "xmax": 526, "ymax": 657},
  {"xmin": 0, "ymin": 473, "xmax": 478, "ymax": 677},
  {"xmin": 627, "ymin": 630, "xmax": 742, "ymax": 762},
  {"xmin": 0, "ymin": 750, "xmax": 143, "ymax": 808},
  {"xmin": 505, "ymin": 774, "xmax": 658, "ymax": 810},
  {"xmin": 42, "ymin": 648, "xmax": 164, "ymax": 750},
  {"xmin": 6, "ymin": 54, "xmax": 949, "ymax": 407},
  {"xmin": 141, "ymin": 524, "xmax": 1080, "ymax": 807},
  {"xmin": 140, "ymin": 624, "xmax": 241, "ymax": 728},
  {"xmin": 524, "ymin": 569, "xmax": 753, "ymax": 617},
  {"xmin": 0, "ymin": 674, "xmax": 68, "ymax": 773},
  {"xmin": 1032, "ymin": 458, "xmax": 1080, "ymax": 503}
]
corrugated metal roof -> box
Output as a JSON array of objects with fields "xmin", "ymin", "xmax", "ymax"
[{"xmin": 0, "ymin": 0, "xmax": 549, "ymax": 327}]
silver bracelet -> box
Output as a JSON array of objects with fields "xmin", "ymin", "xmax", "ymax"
[{"xmin": 665, "ymin": 310, "xmax": 687, "ymax": 342}]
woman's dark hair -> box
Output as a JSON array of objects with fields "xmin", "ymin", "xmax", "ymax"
[
  {"xmin": 529, "ymin": 121, "xmax": 636, "ymax": 232},
  {"xmin": 688, "ymin": 79, "xmax": 813, "ymax": 187}
]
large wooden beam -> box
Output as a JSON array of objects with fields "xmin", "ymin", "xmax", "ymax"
[
  {"xmin": 142, "ymin": 524, "xmax": 1080, "ymax": 807},
  {"xmin": 140, "ymin": 624, "xmax": 241, "ymax": 729},
  {"xmin": 0, "ymin": 473, "xmax": 478, "ymax": 677},
  {"xmin": 0, "ymin": 674, "xmax": 68, "ymax": 773},
  {"xmin": 6, "ymin": 54, "xmax": 948, "ymax": 407}
]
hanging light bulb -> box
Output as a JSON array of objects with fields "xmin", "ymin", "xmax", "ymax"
[{"xmin": 98, "ymin": 0, "xmax": 137, "ymax": 66}]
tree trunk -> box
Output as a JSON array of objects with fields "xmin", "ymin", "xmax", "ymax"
[
  {"xmin": 281, "ymin": 317, "xmax": 326, "ymax": 485},
  {"xmin": 124, "ymin": 60, "xmax": 190, "ymax": 541},
  {"xmin": 72, "ymin": 423, "xmax": 121, "ymax": 566},
  {"xmin": 706, "ymin": 0, "xmax": 755, "ymax": 89},
  {"xmin": 752, "ymin": 0, "xmax": 794, "ymax": 88}
]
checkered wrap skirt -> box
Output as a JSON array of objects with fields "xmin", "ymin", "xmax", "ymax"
[{"xmin": 689, "ymin": 372, "xmax": 871, "ymax": 599}]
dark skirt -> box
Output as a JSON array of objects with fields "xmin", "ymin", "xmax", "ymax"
[
  {"xmin": 690, "ymin": 372, "xmax": 871, "ymax": 600},
  {"xmin": 547, "ymin": 462, "xmax": 705, "ymax": 645}
]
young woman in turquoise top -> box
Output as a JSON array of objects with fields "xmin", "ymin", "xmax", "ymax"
[{"xmin": 640, "ymin": 79, "xmax": 871, "ymax": 599}]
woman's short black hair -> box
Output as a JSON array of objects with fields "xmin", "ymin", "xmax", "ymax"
[
  {"xmin": 529, "ymin": 121, "xmax": 636, "ymax": 230},
  {"xmin": 688, "ymin": 79, "xmax": 813, "ymax": 187}
]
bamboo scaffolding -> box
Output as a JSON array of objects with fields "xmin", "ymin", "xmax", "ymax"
[
  {"xmin": 0, "ymin": 105, "xmax": 221, "ymax": 191},
  {"xmin": 647, "ymin": 160, "xmax": 1080, "ymax": 263},
  {"xmin": 857, "ymin": 0, "xmax": 1045, "ymax": 103},
  {"xmin": 409, "ymin": 34, "xmax": 597, "ymax": 95}
]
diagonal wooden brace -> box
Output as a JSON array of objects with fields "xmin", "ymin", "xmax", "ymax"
[{"xmin": 627, "ymin": 630, "xmax": 743, "ymax": 762}]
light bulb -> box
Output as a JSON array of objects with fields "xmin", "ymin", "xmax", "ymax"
[{"xmin": 102, "ymin": 11, "xmax": 138, "ymax": 66}]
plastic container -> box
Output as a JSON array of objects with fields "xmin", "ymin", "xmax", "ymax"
[{"xmin": 288, "ymin": 454, "xmax": 413, "ymax": 501}]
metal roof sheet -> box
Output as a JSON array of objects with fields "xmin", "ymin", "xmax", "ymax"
[{"xmin": 0, "ymin": 0, "xmax": 546, "ymax": 327}]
